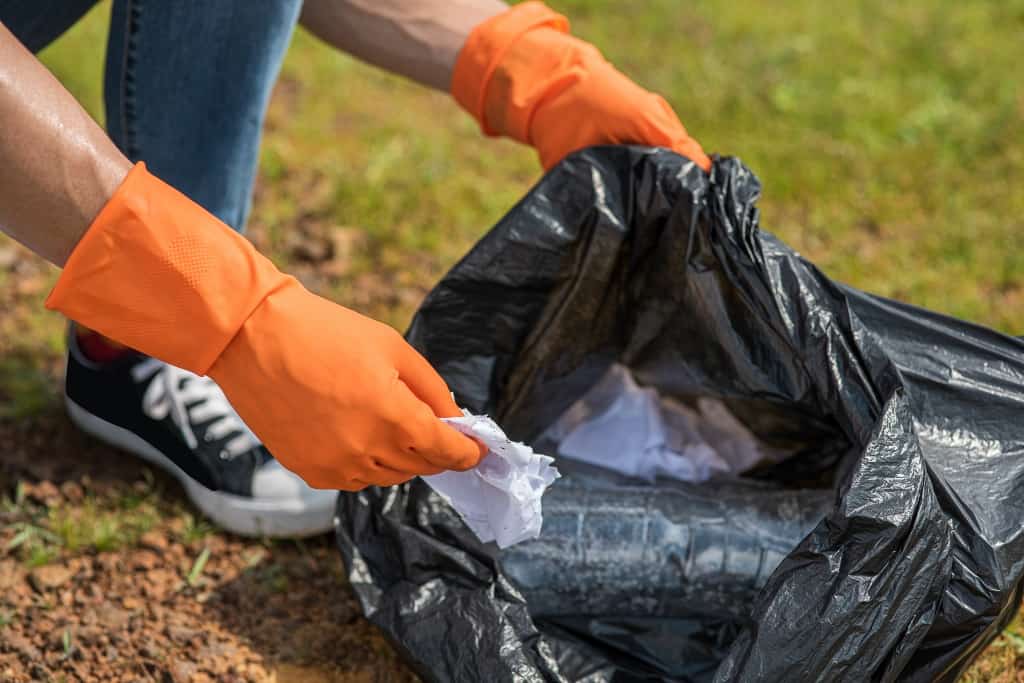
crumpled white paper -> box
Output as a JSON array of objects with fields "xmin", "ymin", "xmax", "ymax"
[
  {"xmin": 551, "ymin": 364, "xmax": 781, "ymax": 483},
  {"xmin": 422, "ymin": 411, "xmax": 560, "ymax": 549}
]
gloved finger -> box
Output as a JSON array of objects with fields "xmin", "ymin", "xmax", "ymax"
[
  {"xmin": 297, "ymin": 462, "xmax": 380, "ymax": 491},
  {"xmin": 653, "ymin": 96, "xmax": 712, "ymax": 172},
  {"xmin": 358, "ymin": 465, "xmax": 416, "ymax": 488},
  {"xmin": 394, "ymin": 345, "xmax": 489, "ymax": 460},
  {"xmin": 302, "ymin": 469, "xmax": 363, "ymax": 491},
  {"xmin": 371, "ymin": 451, "xmax": 446, "ymax": 478},
  {"xmin": 393, "ymin": 379, "xmax": 486, "ymax": 470},
  {"xmin": 394, "ymin": 344, "xmax": 461, "ymax": 418},
  {"xmin": 673, "ymin": 138, "xmax": 712, "ymax": 173},
  {"xmin": 329, "ymin": 475, "xmax": 406, "ymax": 492}
]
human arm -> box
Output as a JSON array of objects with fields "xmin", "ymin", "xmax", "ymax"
[
  {"xmin": 0, "ymin": 21, "xmax": 131, "ymax": 265},
  {"xmin": 299, "ymin": 0, "xmax": 507, "ymax": 91},
  {"xmin": 300, "ymin": 0, "xmax": 710, "ymax": 170},
  {"xmin": 0, "ymin": 22, "xmax": 483, "ymax": 488}
]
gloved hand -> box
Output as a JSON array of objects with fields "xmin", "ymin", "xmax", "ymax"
[
  {"xmin": 451, "ymin": 1, "xmax": 711, "ymax": 172},
  {"xmin": 46, "ymin": 163, "xmax": 485, "ymax": 490}
]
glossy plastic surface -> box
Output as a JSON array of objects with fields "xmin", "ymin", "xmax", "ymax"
[
  {"xmin": 502, "ymin": 463, "xmax": 831, "ymax": 619},
  {"xmin": 337, "ymin": 147, "xmax": 1024, "ymax": 682}
]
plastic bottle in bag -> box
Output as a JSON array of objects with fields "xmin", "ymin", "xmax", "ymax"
[{"xmin": 501, "ymin": 464, "xmax": 832, "ymax": 620}]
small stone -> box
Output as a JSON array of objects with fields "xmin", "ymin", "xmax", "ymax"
[
  {"xmin": 3, "ymin": 634, "xmax": 40, "ymax": 662},
  {"xmin": 139, "ymin": 531, "xmax": 169, "ymax": 553},
  {"xmin": 140, "ymin": 641, "xmax": 162, "ymax": 659},
  {"xmin": 95, "ymin": 604, "xmax": 132, "ymax": 630},
  {"xmin": 76, "ymin": 625, "xmax": 103, "ymax": 646},
  {"xmin": 48, "ymin": 627, "xmax": 71, "ymax": 651},
  {"xmin": 25, "ymin": 480, "xmax": 60, "ymax": 505},
  {"xmin": 165, "ymin": 624, "xmax": 199, "ymax": 645},
  {"xmin": 28, "ymin": 564, "xmax": 74, "ymax": 592},
  {"xmin": 58, "ymin": 481, "xmax": 84, "ymax": 503},
  {"xmin": 93, "ymin": 553, "xmax": 119, "ymax": 573},
  {"xmin": 169, "ymin": 658, "xmax": 198, "ymax": 683},
  {"xmin": 129, "ymin": 550, "xmax": 160, "ymax": 571},
  {"xmin": 0, "ymin": 560, "xmax": 25, "ymax": 591},
  {"xmin": 198, "ymin": 640, "xmax": 237, "ymax": 662}
]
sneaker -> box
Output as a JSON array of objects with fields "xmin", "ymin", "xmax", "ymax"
[{"xmin": 63, "ymin": 328, "xmax": 336, "ymax": 538}]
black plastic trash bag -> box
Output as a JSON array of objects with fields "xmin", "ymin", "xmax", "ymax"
[{"xmin": 335, "ymin": 147, "xmax": 1024, "ymax": 682}]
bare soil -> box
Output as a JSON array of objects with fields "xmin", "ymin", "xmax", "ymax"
[{"xmin": 0, "ymin": 413, "xmax": 417, "ymax": 683}]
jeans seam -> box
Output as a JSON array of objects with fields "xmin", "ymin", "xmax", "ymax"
[{"xmin": 119, "ymin": 0, "xmax": 141, "ymax": 160}]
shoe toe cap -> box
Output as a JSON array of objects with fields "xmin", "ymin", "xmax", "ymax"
[{"xmin": 251, "ymin": 459, "xmax": 337, "ymax": 507}]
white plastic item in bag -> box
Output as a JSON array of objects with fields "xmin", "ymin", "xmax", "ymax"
[{"xmin": 550, "ymin": 364, "xmax": 781, "ymax": 483}]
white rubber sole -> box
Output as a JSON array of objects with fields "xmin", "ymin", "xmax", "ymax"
[{"xmin": 65, "ymin": 395, "xmax": 336, "ymax": 538}]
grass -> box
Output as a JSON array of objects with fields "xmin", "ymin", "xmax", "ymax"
[
  {"xmin": 1, "ymin": 0, "xmax": 1020, "ymax": 679},
  {"xmin": 47, "ymin": 496, "xmax": 160, "ymax": 553},
  {"xmin": 177, "ymin": 513, "xmax": 216, "ymax": 546},
  {"xmin": 11, "ymin": 0, "xmax": 1021, "ymax": 346},
  {"xmin": 1, "ymin": 478, "xmax": 162, "ymax": 565},
  {"xmin": 186, "ymin": 547, "xmax": 211, "ymax": 587}
]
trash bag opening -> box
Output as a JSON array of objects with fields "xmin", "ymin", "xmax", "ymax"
[
  {"xmin": 499, "ymin": 363, "xmax": 836, "ymax": 628},
  {"xmin": 538, "ymin": 363, "xmax": 791, "ymax": 484}
]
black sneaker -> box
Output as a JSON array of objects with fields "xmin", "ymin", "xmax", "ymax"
[{"xmin": 63, "ymin": 328, "xmax": 335, "ymax": 538}]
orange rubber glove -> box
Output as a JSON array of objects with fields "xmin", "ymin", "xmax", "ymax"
[
  {"xmin": 46, "ymin": 163, "xmax": 485, "ymax": 490},
  {"xmin": 451, "ymin": 1, "xmax": 711, "ymax": 172}
]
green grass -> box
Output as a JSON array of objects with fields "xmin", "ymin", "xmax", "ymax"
[
  {"xmin": 177, "ymin": 513, "xmax": 215, "ymax": 546},
  {"xmin": 1, "ymin": 482, "xmax": 162, "ymax": 565},
  {"xmin": 24, "ymin": 0, "xmax": 1024, "ymax": 335},
  {"xmin": 11, "ymin": 0, "xmax": 1024, "ymax": 679},
  {"xmin": 0, "ymin": 354, "xmax": 56, "ymax": 418},
  {"xmin": 47, "ymin": 496, "xmax": 160, "ymax": 553},
  {"xmin": 186, "ymin": 546, "xmax": 211, "ymax": 587}
]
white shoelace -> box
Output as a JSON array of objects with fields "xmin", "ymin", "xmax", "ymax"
[{"xmin": 131, "ymin": 358, "xmax": 260, "ymax": 459}]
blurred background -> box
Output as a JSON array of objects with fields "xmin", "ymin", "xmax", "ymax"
[{"xmin": 0, "ymin": 1, "xmax": 1021, "ymax": 680}]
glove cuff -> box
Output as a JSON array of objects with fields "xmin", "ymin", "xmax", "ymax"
[
  {"xmin": 46, "ymin": 162, "xmax": 287, "ymax": 375},
  {"xmin": 451, "ymin": 1, "xmax": 569, "ymax": 138}
]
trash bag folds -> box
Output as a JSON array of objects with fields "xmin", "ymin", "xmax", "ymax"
[{"xmin": 336, "ymin": 147, "xmax": 1024, "ymax": 682}]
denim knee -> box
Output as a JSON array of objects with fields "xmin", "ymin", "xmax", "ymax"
[{"xmin": 104, "ymin": 0, "xmax": 303, "ymax": 233}]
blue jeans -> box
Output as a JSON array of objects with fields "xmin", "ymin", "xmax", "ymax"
[{"xmin": 1, "ymin": 0, "xmax": 303, "ymax": 232}]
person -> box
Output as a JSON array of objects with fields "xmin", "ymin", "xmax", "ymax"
[{"xmin": 0, "ymin": 1, "xmax": 710, "ymax": 538}]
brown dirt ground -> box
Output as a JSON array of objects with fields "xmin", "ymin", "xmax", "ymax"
[{"xmin": 0, "ymin": 412, "xmax": 417, "ymax": 683}]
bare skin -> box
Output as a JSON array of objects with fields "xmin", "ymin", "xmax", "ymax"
[
  {"xmin": 300, "ymin": 0, "xmax": 508, "ymax": 91},
  {"xmin": 0, "ymin": 21, "xmax": 131, "ymax": 266},
  {"xmin": 0, "ymin": 1, "xmax": 506, "ymax": 267}
]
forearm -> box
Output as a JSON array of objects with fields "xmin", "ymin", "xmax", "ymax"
[
  {"xmin": 299, "ymin": 0, "xmax": 507, "ymax": 91},
  {"xmin": 0, "ymin": 22, "xmax": 131, "ymax": 266}
]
